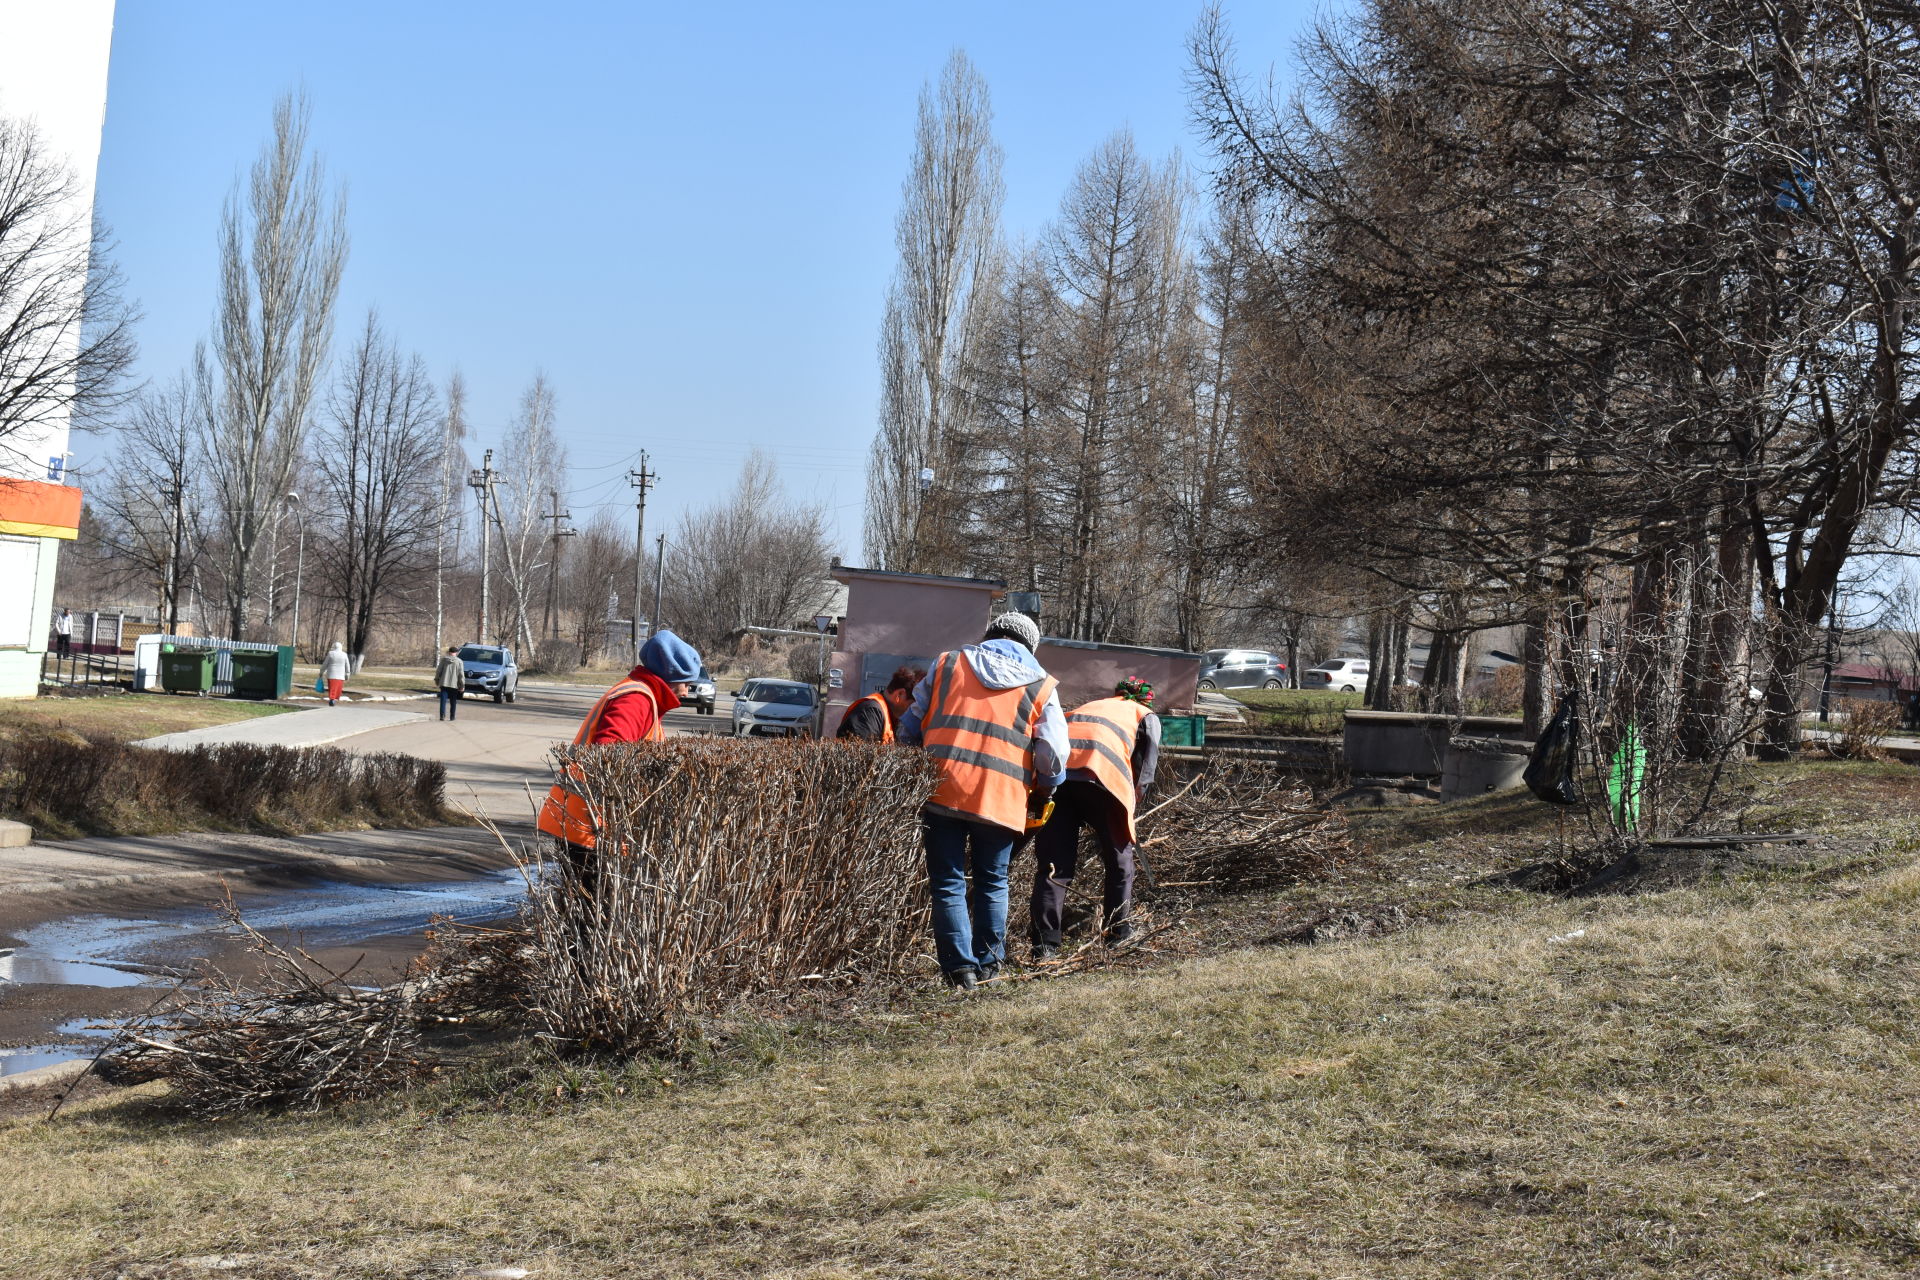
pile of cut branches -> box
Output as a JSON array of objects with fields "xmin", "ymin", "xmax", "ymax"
[
  {"xmin": 527, "ymin": 737, "xmax": 938, "ymax": 1055},
  {"xmin": 1136, "ymin": 759, "xmax": 1351, "ymax": 895},
  {"xmin": 96, "ymin": 900, "xmax": 434, "ymax": 1116}
]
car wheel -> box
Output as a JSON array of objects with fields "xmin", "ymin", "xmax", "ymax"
[
  {"xmin": 1263, "ymin": 678, "xmax": 1283, "ymax": 689},
  {"xmin": 493, "ymin": 690, "xmax": 504, "ymax": 703},
  {"xmin": 1340, "ymin": 684, "xmax": 1356, "ymax": 693},
  {"xmin": 505, "ymin": 689, "xmax": 516, "ymax": 703},
  {"xmin": 1198, "ymin": 679, "xmax": 1217, "ymax": 691}
]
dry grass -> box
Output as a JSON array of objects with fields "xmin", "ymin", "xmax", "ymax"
[
  {"xmin": 4, "ymin": 762, "xmax": 1917, "ymax": 1278},
  {"xmin": 0, "ymin": 692, "xmax": 294, "ymax": 745}
]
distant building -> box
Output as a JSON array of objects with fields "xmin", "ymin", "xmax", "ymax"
[
  {"xmin": 1828, "ymin": 663, "xmax": 1920, "ymax": 704},
  {"xmin": 0, "ymin": 2, "xmax": 116, "ymax": 697}
]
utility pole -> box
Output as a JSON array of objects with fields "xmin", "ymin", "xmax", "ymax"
[
  {"xmin": 468, "ymin": 449, "xmax": 499, "ymax": 643},
  {"xmin": 541, "ymin": 488, "xmax": 576, "ymax": 644},
  {"xmin": 626, "ymin": 455, "xmax": 656, "ymax": 656},
  {"xmin": 650, "ymin": 533, "xmax": 667, "ymax": 638}
]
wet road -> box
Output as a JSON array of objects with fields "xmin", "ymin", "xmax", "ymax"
[
  {"xmin": 0, "ymin": 868, "xmax": 531, "ymax": 1076},
  {"xmin": 342, "ymin": 680, "xmax": 730, "ymax": 824}
]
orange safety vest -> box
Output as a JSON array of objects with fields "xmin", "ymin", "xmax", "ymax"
[
  {"xmin": 838, "ymin": 691, "xmax": 895, "ymax": 744},
  {"xmin": 536, "ymin": 678, "xmax": 663, "ymax": 848},
  {"xmin": 1066, "ymin": 697, "xmax": 1154, "ymax": 842},
  {"xmin": 921, "ymin": 649, "xmax": 1057, "ymax": 833}
]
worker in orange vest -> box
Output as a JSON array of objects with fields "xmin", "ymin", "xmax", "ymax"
[
  {"xmin": 1029, "ymin": 677, "xmax": 1161, "ymax": 960},
  {"xmin": 897, "ymin": 613, "xmax": 1066, "ymax": 990},
  {"xmin": 835, "ymin": 664, "xmax": 925, "ymax": 743},
  {"xmin": 537, "ymin": 629, "xmax": 703, "ymax": 848}
]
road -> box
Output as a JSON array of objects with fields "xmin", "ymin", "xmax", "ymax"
[{"xmin": 341, "ymin": 679, "xmax": 734, "ymax": 825}]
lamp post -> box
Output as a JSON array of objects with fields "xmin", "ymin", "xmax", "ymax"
[{"xmin": 284, "ymin": 492, "xmax": 307, "ymax": 657}]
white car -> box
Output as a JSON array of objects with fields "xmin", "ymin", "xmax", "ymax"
[
  {"xmin": 1301, "ymin": 657, "xmax": 1370, "ymax": 693},
  {"xmin": 731, "ymin": 678, "xmax": 818, "ymax": 737}
]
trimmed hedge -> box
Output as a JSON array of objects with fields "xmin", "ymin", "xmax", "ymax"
[{"xmin": 0, "ymin": 737, "xmax": 450, "ymax": 838}]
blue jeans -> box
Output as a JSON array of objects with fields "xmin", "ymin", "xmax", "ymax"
[
  {"xmin": 922, "ymin": 812, "xmax": 1017, "ymax": 975},
  {"xmin": 438, "ymin": 688, "xmax": 461, "ymax": 720}
]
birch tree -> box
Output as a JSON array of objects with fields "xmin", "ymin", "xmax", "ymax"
[{"xmin": 494, "ymin": 374, "xmax": 567, "ymax": 658}]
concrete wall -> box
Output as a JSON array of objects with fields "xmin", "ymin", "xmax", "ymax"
[
  {"xmin": 0, "ymin": 1, "xmax": 116, "ymax": 698},
  {"xmin": 1036, "ymin": 639, "xmax": 1201, "ymax": 714},
  {"xmin": 0, "ymin": 537, "xmax": 58, "ymax": 697},
  {"xmin": 826, "ymin": 575, "xmax": 999, "ymax": 721}
]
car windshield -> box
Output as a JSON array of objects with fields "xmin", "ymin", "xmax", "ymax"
[
  {"xmin": 746, "ymin": 682, "xmax": 813, "ymax": 706},
  {"xmin": 459, "ymin": 647, "xmax": 504, "ymax": 664}
]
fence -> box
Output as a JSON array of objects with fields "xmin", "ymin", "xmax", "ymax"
[{"xmin": 41, "ymin": 646, "xmax": 133, "ymax": 689}]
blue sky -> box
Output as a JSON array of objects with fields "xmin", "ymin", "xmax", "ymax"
[{"xmin": 95, "ymin": 1, "xmax": 1320, "ymax": 555}]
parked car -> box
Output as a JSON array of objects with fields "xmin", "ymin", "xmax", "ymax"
[
  {"xmin": 459, "ymin": 644, "xmax": 518, "ymax": 703},
  {"xmin": 1198, "ymin": 648, "xmax": 1289, "ymax": 691},
  {"xmin": 684, "ymin": 667, "xmax": 717, "ymax": 715},
  {"xmin": 732, "ymin": 678, "xmax": 817, "ymax": 737},
  {"xmin": 1301, "ymin": 657, "xmax": 1370, "ymax": 693}
]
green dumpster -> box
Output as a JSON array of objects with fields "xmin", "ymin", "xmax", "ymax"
[
  {"xmin": 1160, "ymin": 714, "xmax": 1207, "ymax": 748},
  {"xmin": 229, "ymin": 651, "xmax": 287, "ymax": 699},
  {"xmin": 159, "ymin": 650, "xmax": 217, "ymax": 694}
]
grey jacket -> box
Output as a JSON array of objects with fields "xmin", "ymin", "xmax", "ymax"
[{"xmin": 434, "ymin": 654, "xmax": 464, "ymax": 689}]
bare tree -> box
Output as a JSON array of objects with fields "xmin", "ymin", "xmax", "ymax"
[
  {"xmin": 866, "ymin": 51, "xmax": 1004, "ymax": 572},
  {"xmin": 492, "ymin": 374, "xmax": 567, "ymax": 657},
  {"xmin": 90, "ymin": 375, "xmax": 204, "ymax": 630},
  {"xmin": 0, "ymin": 108, "xmax": 136, "ymax": 467},
  {"xmin": 433, "ymin": 370, "xmax": 470, "ymax": 651},
  {"xmin": 313, "ymin": 313, "xmax": 440, "ymax": 665},
  {"xmin": 562, "ymin": 507, "xmax": 635, "ymax": 662},
  {"xmin": 664, "ymin": 451, "xmax": 831, "ymax": 654},
  {"xmin": 205, "ymin": 93, "xmax": 347, "ymax": 640}
]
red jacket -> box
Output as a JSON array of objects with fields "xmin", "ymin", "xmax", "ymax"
[{"xmin": 588, "ymin": 668, "xmax": 682, "ymax": 744}]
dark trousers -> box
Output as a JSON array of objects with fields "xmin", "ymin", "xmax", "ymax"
[
  {"xmin": 1029, "ymin": 780, "xmax": 1135, "ymax": 946},
  {"xmin": 54, "ymin": 634, "xmax": 70, "ymax": 657},
  {"xmin": 438, "ymin": 687, "xmax": 461, "ymax": 720}
]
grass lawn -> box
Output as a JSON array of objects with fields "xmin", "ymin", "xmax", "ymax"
[
  {"xmin": 0, "ymin": 692, "xmax": 295, "ymax": 745},
  {"xmin": 5, "ymin": 761, "xmax": 1919, "ymax": 1276},
  {"xmin": 1223, "ymin": 688, "xmax": 1364, "ymax": 735}
]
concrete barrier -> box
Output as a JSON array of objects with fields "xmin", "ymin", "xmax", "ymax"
[
  {"xmin": 1343, "ymin": 710, "xmax": 1529, "ymax": 776},
  {"xmin": 1441, "ymin": 736, "xmax": 1532, "ymax": 801}
]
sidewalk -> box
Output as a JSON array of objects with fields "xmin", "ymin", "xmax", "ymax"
[
  {"xmin": 135, "ymin": 706, "xmax": 428, "ymax": 752},
  {"xmin": 0, "ymin": 824, "xmax": 521, "ymax": 920}
]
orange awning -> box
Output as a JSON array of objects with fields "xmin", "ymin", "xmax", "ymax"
[{"xmin": 0, "ymin": 478, "xmax": 82, "ymax": 540}]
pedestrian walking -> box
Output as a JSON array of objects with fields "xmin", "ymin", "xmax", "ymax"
[
  {"xmin": 836, "ymin": 665, "xmax": 924, "ymax": 743},
  {"xmin": 321, "ymin": 641, "xmax": 350, "ymax": 707},
  {"xmin": 53, "ymin": 608, "xmax": 71, "ymax": 657},
  {"xmin": 434, "ymin": 645, "xmax": 464, "ymax": 721},
  {"xmin": 896, "ymin": 613, "xmax": 1066, "ymax": 991},
  {"xmin": 537, "ymin": 629, "xmax": 704, "ymax": 849},
  {"xmin": 1029, "ymin": 677, "xmax": 1161, "ymax": 960}
]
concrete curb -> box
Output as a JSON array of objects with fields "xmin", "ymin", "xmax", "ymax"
[{"xmin": 134, "ymin": 707, "xmax": 430, "ymax": 752}]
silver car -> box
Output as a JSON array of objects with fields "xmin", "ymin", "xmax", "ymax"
[
  {"xmin": 1198, "ymin": 648, "xmax": 1289, "ymax": 691},
  {"xmin": 731, "ymin": 678, "xmax": 817, "ymax": 737},
  {"xmin": 1301, "ymin": 657, "xmax": 1370, "ymax": 693}
]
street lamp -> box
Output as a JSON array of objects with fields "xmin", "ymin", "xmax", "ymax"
[{"xmin": 284, "ymin": 492, "xmax": 306, "ymax": 656}]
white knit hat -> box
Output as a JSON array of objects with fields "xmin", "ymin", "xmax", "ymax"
[{"xmin": 984, "ymin": 612, "xmax": 1041, "ymax": 651}]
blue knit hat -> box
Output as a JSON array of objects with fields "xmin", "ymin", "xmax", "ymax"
[{"xmin": 640, "ymin": 629, "xmax": 702, "ymax": 682}]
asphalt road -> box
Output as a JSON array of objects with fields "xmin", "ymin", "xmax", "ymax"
[{"xmin": 341, "ymin": 680, "xmax": 735, "ymax": 825}]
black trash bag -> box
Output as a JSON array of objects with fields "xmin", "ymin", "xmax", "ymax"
[{"xmin": 1524, "ymin": 695, "xmax": 1581, "ymax": 805}]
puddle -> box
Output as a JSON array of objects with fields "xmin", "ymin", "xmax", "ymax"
[
  {"xmin": 0, "ymin": 869, "xmax": 529, "ymax": 1077},
  {"xmin": 2, "ymin": 867, "xmax": 528, "ymax": 990},
  {"xmin": 0, "ymin": 1019, "xmax": 116, "ymax": 1078}
]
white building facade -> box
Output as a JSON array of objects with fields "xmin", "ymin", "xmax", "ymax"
[{"xmin": 0, "ymin": 1, "xmax": 116, "ymax": 697}]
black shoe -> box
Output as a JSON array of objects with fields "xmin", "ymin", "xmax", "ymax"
[
  {"xmin": 1030, "ymin": 944, "xmax": 1059, "ymax": 962},
  {"xmin": 944, "ymin": 967, "xmax": 979, "ymax": 991},
  {"xmin": 1106, "ymin": 921, "xmax": 1136, "ymax": 946},
  {"xmin": 977, "ymin": 961, "xmax": 1002, "ymax": 983}
]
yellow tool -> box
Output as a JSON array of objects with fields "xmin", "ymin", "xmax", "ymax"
[{"xmin": 1024, "ymin": 799, "xmax": 1055, "ymax": 831}]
